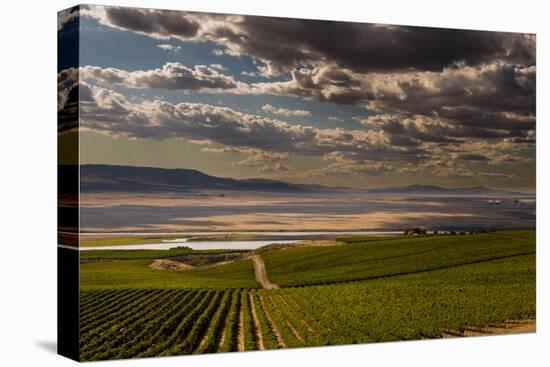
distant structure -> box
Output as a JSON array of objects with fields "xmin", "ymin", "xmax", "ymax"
[{"xmin": 404, "ymin": 227, "xmax": 427, "ymax": 236}]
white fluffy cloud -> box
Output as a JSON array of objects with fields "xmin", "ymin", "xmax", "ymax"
[
  {"xmin": 72, "ymin": 80, "xmax": 533, "ymax": 178},
  {"xmin": 328, "ymin": 116, "xmax": 344, "ymax": 123},
  {"xmin": 307, "ymin": 152, "xmax": 397, "ymax": 177},
  {"xmin": 78, "ymin": 57, "xmax": 535, "ymax": 146},
  {"xmin": 261, "ymin": 104, "xmax": 311, "ymax": 117},
  {"xmin": 231, "ymin": 149, "xmax": 291, "ymax": 173},
  {"xmin": 156, "ymin": 44, "xmax": 182, "ymax": 52},
  {"xmin": 79, "ymin": 83, "xmax": 421, "ymax": 164},
  {"xmin": 81, "ymin": 62, "xmax": 247, "ymax": 92}
]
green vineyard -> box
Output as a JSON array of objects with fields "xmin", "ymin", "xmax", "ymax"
[
  {"xmin": 79, "ymin": 230, "xmax": 536, "ymax": 361},
  {"xmin": 79, "ymin": 288, "xmax": 313, "ymax": 360}
]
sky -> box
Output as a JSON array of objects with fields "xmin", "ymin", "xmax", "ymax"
[{"xmin": 58, "ymin": 5, "xmax": 536, "ymax": 190}]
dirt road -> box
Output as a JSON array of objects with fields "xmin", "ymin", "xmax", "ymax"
[{"xmin": 251, "ymin": 255, "xmax": 279, "ymax": 289}]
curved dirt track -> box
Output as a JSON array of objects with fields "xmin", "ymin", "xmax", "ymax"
[{"xmin": 251, "ymin": 255, "xmax": 279, "ymax": 289}]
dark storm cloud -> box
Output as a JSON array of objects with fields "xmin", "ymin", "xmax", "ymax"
[
  {"xmin": 231, "ymin": 17, "xmax": 534, "ymax": 74},
  {"xmin": 251, "ymin": 63, "xmax": 535, "ymax": 143},
  {"xmin": 274, "ymin": 62, "xmax": 536, "ymax": 141},
  {"xmin": 58, "ymin": 6, "xmax": 80, "ymax": 71},
  {"xmin": 84, "ymin": 6, "xmax": 535, "ymax": 75},
  {"xmin": 58, "ymin": 6, "xmax": 79, "ymax": 32},
  {"xmin": 103, "ymin": 6, "xmax": 199, "ymax": 39},
  {"xmin": 81, "ymin": 5, "xmax": 536, "ymax": 144},
  {"xmin": 375, "ymin": 63, "xmax": 536, "ymax": 118},
  {"xmin": 357, "ymin": 115, "xmax": 463, "ymax": 144},
  {"xmin": 57, "ymin": 68, "xmax": 79, "ymax": 133},
  {"xmin": 376, "ymin": 63, "xmax": 536, "ymax": 140},
  {"xmin": 275, "ymin": 63, "xmax": 535, "ymax": 114}
]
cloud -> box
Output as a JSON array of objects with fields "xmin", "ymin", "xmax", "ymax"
[
  {"xmin": 58, "ymin": 6, "xmax": 79, "ymax": 31},
  {"xmin": 445, "ymin": 139, "xmax": 532, "ymax": 166},
  {"xmin": 57, "ymin": 67, "xmax": 80, "ymax": 133},
  {"xmin": 478, "ymin": 172, "xmax": 515, "ymax": 179},
  {"xmin": 83, "ymin": 6, "xmax": 535, "ymax": 76},
  {"xmin": 80, "ymin": 61, "xmax": 536, "ymax": 145},
  {"xmin": 357, "ymin": 114, "xmax": 464, "ymax": 144},
  {"xmin": 156, "ymin": 44, "xmax": 182, "ymax": 51},
  {"xmin": 401, "ymin": 159, "xmax": 477, "ymax": 178},
  {"xmin": 62, "ymin": 68, "xmax": 535, "ymax": 177},
  {"xmin": 453, "ymin": 154, "xmax": 490, "ymax": 162},
  {"xmin": 259, "ymin": 162, "xmax": 291, "ymax": 173},
  {"xmin": 241, "ymin": 70, "xmax": 258, "ymax": 77},
  {"xmin": 229, "ymin": 149, "xmax": 291, "ymax": 173},
  {"xmin": 79, "ymin": 84, "xmax": 423, "ymax": 165},
  {"xmin": 356, "ymin": 113, "xmax": 523, "ymax": 146},
  {"xmin": 328, "ymin": 116, "xmax": 344, "ymax": 123},
  {"xmin": 261, "ymin": 62, "xmax": 536, "ymax": 142},
  {"xmin": 81, "ymin": 62, "xmax": 246, "ymax": 92},
  {"xmin": 261, "ymin": 104, "xmax": 312, "ymax": 117},
  {"xmin": 200, "ymin": 146, "xmax": 291, "ymax": 173},
  {"xmin": 82, "ymin": 5, "xmax": 201, "ymax": 40},
  {"xmin": 208, "ymin": 64, "xmax": 226, "ymax": 71},
  {"xmin": 71, "ymin": 79, "xmax": 533, "ymax": 179},
  {"xmin": 307, "ymin": 152, "xmax": 397, "ymax": 177},
  {"xmin": 80, "ymin": 6, "xmax": 536, "ymax": 148},
  {"xmin": 364, "ymin": 63, "xmax": 536, "ymax": 130},
  {"xmin": 72, "ymin": 6, "xmax": 535, "ymax": 183},
  {"xmin": 223, "ymin": 18, "xmax": 534, "ymax": 75}
]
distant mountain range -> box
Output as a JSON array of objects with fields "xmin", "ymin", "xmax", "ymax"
[
  {"xmin": 365, "ymin": 184, "xmax": 521, "ymax": 195},
  {"xmin": 72, "ymin": 164, "xmax": 525, "ymax": 195},
  {"xmin": 78, "ymin": 164, "xmax": 307, "ymax": 193}
]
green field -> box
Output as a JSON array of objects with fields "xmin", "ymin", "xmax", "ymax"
[
  {"xmin": 80, "ymin": 258, "xmax": 258, "ymax": 289},
  {"xmin": 261, "ymin": 231, "xmax": 535, "ymax": 286},
  {"xmin": 79, "ymin": 230, "xmax": 536, "ymax": 361}
]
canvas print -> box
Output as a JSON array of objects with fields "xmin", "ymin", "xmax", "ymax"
[{"xmin": 58, "ymin": 4, "xmax": 536, "ymax": 362}]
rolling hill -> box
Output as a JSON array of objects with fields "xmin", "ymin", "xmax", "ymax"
[
  {"xmin": 77, "ymin": 164, "xmax": 306, "ymax": 193},
  {"xmin": 70, "ymin": 164, "xmax": 521, "ymax": 195}
]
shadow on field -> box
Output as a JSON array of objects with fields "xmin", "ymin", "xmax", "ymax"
[{"xmin": 36, "ymin": 340, "xmax": 57, "ymax": 354}]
